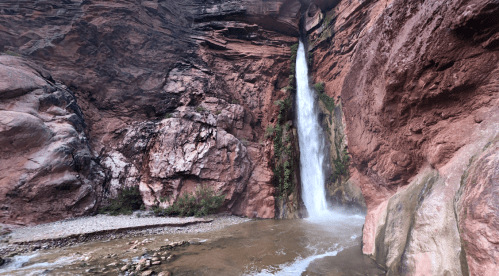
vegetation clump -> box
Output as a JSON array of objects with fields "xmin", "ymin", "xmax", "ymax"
[
  {"xmin": 4, "ymin": 50, "xmax": 20, "ymax": 57},
  {"xmin": 315, "ymin": 82, "xmax": 336, "ymax": 113},
  {"xmin": 99, "ymin": 186, "xmax": 144, "ymax": 216},
  {"xmin": 332, "ymin": 147, "xmax": 350, "ymax": 180},
  {"xmin": 196, "ymin": 106, "xmax": 206, "ymax": 113},
  {"xmin": 269, "ymin": 97, "xmax": 295, "ymax": 198},
  {"xmin": 153, "ymin": 185, "xmax": 224, "ymax": 217}
]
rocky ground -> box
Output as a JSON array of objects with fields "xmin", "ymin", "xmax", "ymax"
[{"xmin": 0, "ymin": 213, "xmax": 249, "ymax": 258}]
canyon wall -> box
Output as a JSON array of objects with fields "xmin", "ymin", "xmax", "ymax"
[
  {"xmin": 0, "ymin": 0, "xmax": 307, "ymax": 224},
  {"xmin": 309, "ymin": 0, "xmax": 499, "ymax": 274},
  {"xmin": 2, "ymin": 0, "xmax": 499, "ymax": 274}
]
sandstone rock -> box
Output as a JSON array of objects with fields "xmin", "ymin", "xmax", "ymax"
[
  {"xmin": 141, "ymin": 270, "xmax": 154, "ymax": 276},
  {"xmin": 311, "ymin": 0, "xmax": 499, "ymax": 273},
  {"xmin": 0, "ymin": 0, "xmax": 301, "ymax": 222},
  {"xmin": 0, "ymin": 55, "xmax": 105, "ymax": 225},
  {"xmin": 158, "ymin": 272, "xmax": 172, "ymax": 276},
  {"xmin": 456, "ymin": 139, "xmax": 499, "ymax": 276}
]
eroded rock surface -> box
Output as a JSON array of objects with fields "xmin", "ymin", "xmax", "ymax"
[
  {"xmin": 0, "ymin": 55, "xmax": 105, "ymax": 225},
  {"xmin": 457, "ymin": 137, "xmax": 499, "ymax": 276},
  {"xmin": 0, "ymin": 0, "xmax": 305, "ymax": 222},
  {"xmin": 309, "ymin": 0, "xmax": 499, "ymax": 274}
]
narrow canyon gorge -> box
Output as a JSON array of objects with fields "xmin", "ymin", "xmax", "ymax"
[{"xmin": 1, "ymin": 0, "xmax": 498, "ymax": 275}]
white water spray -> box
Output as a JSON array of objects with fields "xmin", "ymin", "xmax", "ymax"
[{"xmin": 296, "ymin": 41, "xmax": 331, "ymax": 219}]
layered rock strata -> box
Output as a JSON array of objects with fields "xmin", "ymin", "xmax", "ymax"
[
  {"xmin": 309, "ymin": 0, "xmax": 499, "ymax": 274},
  {"xmin": 0, "ymin": 0, "xmax": 304, "ymax": 223}
]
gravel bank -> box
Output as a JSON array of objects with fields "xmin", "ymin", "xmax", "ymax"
[{"xmin": 0, "ymin": 213, "xmax": 250, "ymax": 256}]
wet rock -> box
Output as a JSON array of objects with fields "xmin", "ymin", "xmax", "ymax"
[
  {"xmin": 160, "ymin": 241, "xmax": 189, "ymax": 251},
  {"xmin": 311, "ymin": 0, "xmax": 499, "ymax": 273}
]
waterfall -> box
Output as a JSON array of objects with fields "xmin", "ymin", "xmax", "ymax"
[{"xmin": 296, "ymin": 41, "xmax": 330, "ymax": 219}]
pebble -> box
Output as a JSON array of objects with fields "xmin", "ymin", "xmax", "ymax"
[
  {"xmin": 158, "ymin": 271, "xmax": 172, "ymax": 276},
  {"xmin": 0, "ymin": 215, "xmax": 249, "ymax": 259},
  {"xmin": 152, "ymin": 261, "xmax": 161, "ymax": 265},
  {"xmin": 121, "ymin": 264, "xmax": 131, "ymax": 271},
  {"xmin": 142, "ymin": 270, "xmax": 154, "ymax": 276}
]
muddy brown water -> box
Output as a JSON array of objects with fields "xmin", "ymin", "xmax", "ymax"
[{"xmin": 0, "ymin": 213, "xmax": 385, "ymax": 276}]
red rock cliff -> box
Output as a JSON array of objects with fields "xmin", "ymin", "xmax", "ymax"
[
  {"xmin": 0, "ymin": 0, "xmax": 306, "ymax": 224},
  {"xmin": 309, "ymin": 0, "xmax": 499, "ymax": 274}
]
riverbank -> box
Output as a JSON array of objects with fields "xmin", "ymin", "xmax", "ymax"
[{"xmin": 0, "ymin": 213, "xmax": 249, "ymax": 257}]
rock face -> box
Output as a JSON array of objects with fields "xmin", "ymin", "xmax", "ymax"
[
  {"xmin": 309, "ymin": 0, "xmax": 499, "ymax": 274},
  {"xmin": 456, "ymin": 138, "xmax": 499, "ymax": 276},
  {"xmin": 0, "ymin": 55, "xmax": 105, "ymax": 225},
  {"xmin": 0, "ymin": 0, "xmax": 304, "ymax": 223}
]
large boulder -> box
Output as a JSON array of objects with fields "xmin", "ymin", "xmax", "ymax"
[{"xmin": 0, "ymin": 55, "xmax": 105, "ymax": 225}]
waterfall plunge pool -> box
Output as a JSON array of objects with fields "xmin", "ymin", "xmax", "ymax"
[
  {"xmin": 0, "ymin": 215, "xmax": 384, "ymax": 276},
  {"xmin": 0, "ymin": 41, "xmax": 385, "ymax": 276}
]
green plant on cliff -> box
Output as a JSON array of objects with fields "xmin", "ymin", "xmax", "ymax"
[
  {"xmin": 315, "ymin": 82, "xmax": 336, "ymax": 113},
  {"xmin": 314, "ymin": 82, "xmax": 324, "ymax": 93},
  {"xmin": 153, "ymin": 185, "xmax": 224, "ymax": 217},
  {"xmin": 4, "ymin": 50, "xmax": 20, "ymax": 57},
  {"xmin": 331, "ymin": 134, "xmax": 350, "ymax": 181},
  {"xmin": 290, "ymin": 43, "xmax": 298, "ymax": 62},
  {"xmin": 99, "ymin": 186, "xmax": 144, "ymax": 216},
  {"xmin": 269, "ymin": 98, "xmax": 296, "ymax": 198}
]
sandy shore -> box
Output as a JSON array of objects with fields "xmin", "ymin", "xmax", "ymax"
[{"xmin": 0, "ymin": 212, "xmax": 249, "ymax": 257}]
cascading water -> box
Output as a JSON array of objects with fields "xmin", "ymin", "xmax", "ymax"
[{"xmin": 296, "ymin": 40, "xmax": 330, "ymax": 219}]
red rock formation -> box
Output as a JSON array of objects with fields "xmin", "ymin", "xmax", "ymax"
[
  {"xmin": 457, "ymin": 138, "xmax": 499, "ymax": 276},
  {"xmin": 310, "ymin": 0, "xmax": 499, "ymax": 274},
  {"xmin": 0, "ymin": 0, "xmax": 302, "ymax": 223},
  {"xmin": 0, "ymin": 55, "xmax": 105, "ymax": 225}
]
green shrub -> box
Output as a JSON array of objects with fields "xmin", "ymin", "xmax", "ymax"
[
  {"xmin": 196, "ymin": 106, "xmax": 206, "ymax": 113},
  {"xmin": 265, "ymin": 125, "xmax": 275, "ymax": 138},
  {"xmin": 99, "ymin": 186, "xmax": 144, "ymax": 216},
  {"xmin": 215, "ymin": 110, "xmax": 222, "ymax": 115},
  {"xmin": 153, "ymin": 185, "xmax": 225, "ymax": 217},
  {"xmin": 290, "ymin": 43, "xmax": 298, "ymax": 62},
  {"xmin": 240, "ymin": 138, "xmax": 249, "ymax": 146},
  {"xmin": 4, "ymin": 50, "xmax": 20, "ymax": 57},
  {"xmin": 315, "ymin": 82, "xmax": 335, "ymax": 113},
  {"xmin": 332, "ymin": 148, "xmax": 350, "ymax": 179},
  {"xmin": 165, "ymin": 113, "xmax": 173, "ymax": 119},
  {"xmin": 314, "ymin": 82, "xmax": 324, "ymax": 93}
]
